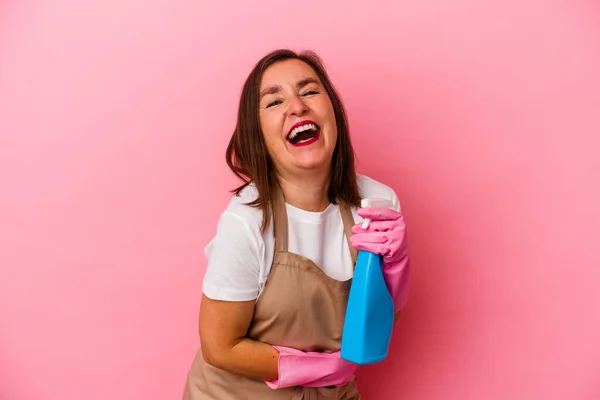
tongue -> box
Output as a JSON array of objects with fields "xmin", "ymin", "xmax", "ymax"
[{"xmin": 290, "ymin": 130, "xmax": 317, "ymax": 144}]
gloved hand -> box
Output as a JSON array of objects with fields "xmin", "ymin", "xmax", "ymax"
[
  {"xmin": 350, "ymin": 207, "xmax": 410, "ymax": 311},
  {"xmin": 265, "ymin": 346, "xmax": 357, "ymax": 389}
]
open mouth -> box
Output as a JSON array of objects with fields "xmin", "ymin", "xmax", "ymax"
[{"xmin": 286, "ymin": 121, "xmax": 320, "ymax": 146}]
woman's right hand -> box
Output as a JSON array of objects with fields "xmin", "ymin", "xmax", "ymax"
[{"xmin": 265, "ymin": 346, "xmax": 357, "ymax": 389}]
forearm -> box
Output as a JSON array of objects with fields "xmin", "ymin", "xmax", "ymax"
[{"xmin": 204, "ymin": 337, "xmax": 279, "ymax": 381}]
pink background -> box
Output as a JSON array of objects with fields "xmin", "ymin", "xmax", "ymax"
[{"xmin": 1, "ymin": 1, "xmax": 599, "ymax": 399}]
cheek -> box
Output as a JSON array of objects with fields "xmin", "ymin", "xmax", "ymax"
[
  {"xmin": 323, "ymin": 110, "xmax": 338, "ymax": 140},
  {"xmin": 317, "ymin": 100, "xmax": 336, "ymax": 129},
  {"xmin": 259, "ymin": 121, "xmax": 276, "ymax": 146},
  {"xmin": 260, "ymin": 125, "xmax": 285, "ymax": 161},
  {"xmin": 260, "ymin": 114, "xmax": 282, "ymax": 140}
]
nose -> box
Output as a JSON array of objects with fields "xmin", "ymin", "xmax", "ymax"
[{"xmin": 287, "ymin": 95, "xmax": 308, "ymax": 117}]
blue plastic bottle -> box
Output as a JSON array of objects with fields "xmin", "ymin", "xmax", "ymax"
[{"xmin": 340, "ymin": 198, "xmax": 396, "ymax": 365}]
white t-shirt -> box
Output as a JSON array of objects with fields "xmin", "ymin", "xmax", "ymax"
[{"xmin": 202, "ymin": 174, "xmax": 401, "ymax": 302}]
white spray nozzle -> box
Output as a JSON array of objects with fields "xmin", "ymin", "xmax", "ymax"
[{"xmin": 360, "ymin": 197, "xmax": 397, "ymax": 229}]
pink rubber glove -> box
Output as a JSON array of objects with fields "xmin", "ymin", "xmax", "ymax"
[
  {"xmin": 265, "ymin": 346, "xmax": 357, "ymax": 390},
  {"xmin": 350, "ymin": 207, "xmax": 410, "ymax": 311}
]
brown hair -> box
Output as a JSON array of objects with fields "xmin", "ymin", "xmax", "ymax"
[{"xmin": 225, "ymin": 49, "xmax": 361, "ymax": 232}]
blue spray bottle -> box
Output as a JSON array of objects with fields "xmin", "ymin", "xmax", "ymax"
[{"xmin": 341, "ymin": 198, "xmax": 398, "ymax": 365}]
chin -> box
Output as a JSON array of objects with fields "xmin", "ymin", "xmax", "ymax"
[{"xmin": 293, "ymin": 156, "xmax": 332, "ymax": 171}]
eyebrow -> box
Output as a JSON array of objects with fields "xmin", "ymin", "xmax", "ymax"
[{"xmin": 260, "ymin": 77, "xmax": 321, "ymax": 99}]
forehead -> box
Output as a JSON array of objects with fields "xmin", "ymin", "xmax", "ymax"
[{"xmin": 260, "ymin": 59, "xmax": 320, "ymax": 89}]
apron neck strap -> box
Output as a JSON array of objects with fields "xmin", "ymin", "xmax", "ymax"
[
  {"xmin": 272, "ymin": 182, "xmax": 288, "ymax": 252},
  {"xmin": 339, "ymin": 203, "xmax": 358, "ymax": 268}
]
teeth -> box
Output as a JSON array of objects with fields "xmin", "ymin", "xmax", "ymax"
[{"xmin": 287, "ymin": 123, "xmax": 317, "ymax": 140}]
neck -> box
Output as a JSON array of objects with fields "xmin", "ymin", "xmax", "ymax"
[{"xmin": 276, "ymin": 168, "xmax": 331, "ymax": 212}]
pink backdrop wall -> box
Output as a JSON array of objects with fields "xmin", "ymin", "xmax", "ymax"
[{"xmin": 1, "ymin": 1, "xmax": 599, "ymax": 399}]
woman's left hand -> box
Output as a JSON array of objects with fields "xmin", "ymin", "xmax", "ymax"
[
  {"xmin": 350, "ymin": 207, "xmax": 408, "ymax": 263},
  {"xmin": 350, "ymin": 207, "xmax": 410, "ymax": 311}
]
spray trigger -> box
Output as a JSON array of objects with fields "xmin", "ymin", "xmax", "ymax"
[{"xmin": 359, "ymin": 198, "xmax": 397, "ymax": 229}]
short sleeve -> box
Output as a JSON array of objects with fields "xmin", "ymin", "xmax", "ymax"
[
  {"xmin": 391, "ymin": 189, "xmax": 402, "ymax": 213},
  {"xmin": 201, "ymin": 211, "xmax": 262, "ymax": 301}
]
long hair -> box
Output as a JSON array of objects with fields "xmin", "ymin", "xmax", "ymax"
[{"xmin": 225, "ymin": 49, "xmax": 361, "ymax": 232}]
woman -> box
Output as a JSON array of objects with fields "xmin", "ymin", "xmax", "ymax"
[{"xmin": 183, "ymin": 49, "xmax": 410, "ymax": 399}]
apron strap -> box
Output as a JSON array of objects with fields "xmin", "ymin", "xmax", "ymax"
[
  {"xmin": 272, "ymin": 182, "xmax": 288, "ymax": 252},
  {"xmin": 340, "ymin": 203, "xmax": 358, "ymax": 268}
]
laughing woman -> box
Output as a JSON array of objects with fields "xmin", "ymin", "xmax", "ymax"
[{"xmin": 182, "ymin": 49, "xmax": 410, "ymax": 399}]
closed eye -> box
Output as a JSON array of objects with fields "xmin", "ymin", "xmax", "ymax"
[
  {"xmin": 265, "ymin": 91, "xmax": 318, "ymax": 108},
  {"xmin": 266, "ymin": 99, "xmax": 282, "ymax": 108}
]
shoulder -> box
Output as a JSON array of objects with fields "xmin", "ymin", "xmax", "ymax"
[
  {"xmin": 208, "ymin": 183, "xmax": 270, "ymax": 258},
  {"xmin": 356, "ymin": 174, "xmax": 401, "ymax": 212},
  {"xmin": 220, "ymin": 183, "xmax": 265, "ymax": 232},
  {"xmin": 202, "ymin": 183, "xmax": 267, "ymax": 301},
  {"xmin": 207, "ymin": 184, "xmax": 267, "ymax": 261}
]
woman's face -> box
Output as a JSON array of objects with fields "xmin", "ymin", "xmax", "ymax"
[{"xmin": 259, "ymin": 59, "xmax": 337, "ymax": 177}]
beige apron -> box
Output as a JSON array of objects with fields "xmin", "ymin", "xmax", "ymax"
[{"xmin": 183, "ymin": 185, "xmax": 361, "ymax": 399}]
